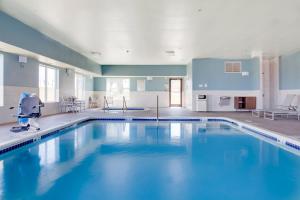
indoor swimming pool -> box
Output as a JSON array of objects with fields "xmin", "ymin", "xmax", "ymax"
[{"xmin": 0, "ymin": 121, "xmax": 300, "ymax": 200}]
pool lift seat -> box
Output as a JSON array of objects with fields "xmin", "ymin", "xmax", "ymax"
[{"xmin": 10, "ymin": 93, "xmax": 44, "ymax": 132}]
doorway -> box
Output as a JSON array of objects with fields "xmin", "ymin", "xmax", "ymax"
[{"xmin": 169, "ymin": 78, "xmax": 182, "ymax": 107}]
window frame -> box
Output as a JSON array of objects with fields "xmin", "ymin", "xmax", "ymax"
[
  {"xmin": 137, "ymin": 79, "xmax": 145, "ymax": 92},
  {"xmin": 39, "ymin": 63, "xmax": 59, "ymax": 103},
  {"xmin": 0, "ymin": 53, "xmax": 3, "ymax": 107},
  {"xmin": 106, "ymin": 78, "xmax": 130, "ymax": 101},
  {"xmin": 75, "ymin": 73, "xmax": 86, "ymax": 101}
]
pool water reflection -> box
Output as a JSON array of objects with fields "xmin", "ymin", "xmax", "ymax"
[{"xmin": 0, "ymin": 121, "xmax": 300, "ymax": 200}]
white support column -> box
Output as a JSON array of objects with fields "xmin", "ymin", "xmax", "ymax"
[
  {"xmin": 262, "ymin": 56, "xmax": 271, "ymax": 109},
  {"xmin": 269, "ymin": 57, "xmax": 280, "ymax": 109},
  {"xmin": 257, "ymin": 54, "xmax": 280, "ymax": 110},
  {"xmin": 257, "ymin": 54, "xmax": 264, "ymax": 110}
]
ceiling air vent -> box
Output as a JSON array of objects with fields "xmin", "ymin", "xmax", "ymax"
[{"xmin": 224, "ymin": 61, "xmax": 242, "ymax": 73}]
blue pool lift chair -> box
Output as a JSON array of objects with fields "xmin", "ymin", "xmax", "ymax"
[{"xmin": 10, "ymin": 92, "xmax": 44, "ymax": 132}]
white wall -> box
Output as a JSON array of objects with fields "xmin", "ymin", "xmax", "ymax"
[
  {"xmin": 0, "ymin": 86, "xmax": 37, "ymax": 123},
  {"xmin": 0, "ymin": 51, "xmax": 93, "ymax": 124},
  {"xmin": 184, "ymin": 62, "xmax": 193, "ymax": 110},
  {"xmin": 278, "ymin": 90, "xmax": 300, "ymax": 107},
  {"xmin": 59, "ymin": 68, "xmax": 75, "ymax": 98},
  {"xmin": 189, "ymin": 57, "xmax": 261, "ymax": 112},
  {"xmin": 128, "ymin": 91, "xmax": 170, "ymax": 108},
  {"xmin": 192, "ymin": 90, "xmax": 261, "ymax": 111},
  {"xmin": 0, "ymin": 87, "xmax": 64, "ymax": 124},
  {"xmin": 93, "ymin": 91, "xmax": 171, "ymax": 108},
  {"xmin": 92, "ymin": 91, "xmax": 105, "ymax": 108}
]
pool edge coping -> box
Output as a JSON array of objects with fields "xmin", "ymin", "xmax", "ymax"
[{"xmin": 0, "ymin": 116, "xmax": 300, "ymax": 155}]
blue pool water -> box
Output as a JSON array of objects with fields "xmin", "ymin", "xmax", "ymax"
[{"xmin": 0, "ymin": 121, "xmax": 300, "ymax": 200}]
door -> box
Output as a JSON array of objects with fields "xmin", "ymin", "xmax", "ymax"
[{"xmin": 169, "ymin": 78, "xmax": 182, "ymax": 107}]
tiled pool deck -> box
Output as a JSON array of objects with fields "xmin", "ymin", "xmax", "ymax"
[{"xmin": 0, "ymin": 108, "xmax": 300, "ymax": 151}]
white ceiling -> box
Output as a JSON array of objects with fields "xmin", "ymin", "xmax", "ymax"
[{"xmin": 1, "ymin": 0, "xmax": 300, "ymax": 65}]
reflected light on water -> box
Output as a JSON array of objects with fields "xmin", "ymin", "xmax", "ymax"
[
  {"xmin": 0, "ymin": 161, "xmax": 3, "ymax": 199},
  {"xmin": 122, "ymin": 123, "xmax": 130, "ymax": 140},
  {"xmin": 171, "ymin": 123, "xmax": 181, "ymax": 141},
  {"xmin": 39, "ymin": 139, "xmax": 59, "ymax": 166}
]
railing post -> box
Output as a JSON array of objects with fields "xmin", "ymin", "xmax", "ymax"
[
  {"xmin": 104, "ymin": 96, "xmax": 109, "ymax": 112},
  {"xmin": 122, "ymin": 96, "xmax": 125, "ymax": 113},
  {"xmin": 104, "ymin": 96, "xmax": 106, "ymax": 112},
  {"xmin": 122, "ymin": 96, "xmax": 128, "ymax": 113},
  {"xmin": 156, "ymin": 95, "xmax": 159, "ymax": 121}
]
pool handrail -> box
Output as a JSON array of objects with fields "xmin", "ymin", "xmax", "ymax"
[
  {"xmin": 156, "ymin": 95, "xmax": 159, "ymax": 121},
  {"xmin": 103, "ymin": 96, "xmax": 109, "ymax": 111}
]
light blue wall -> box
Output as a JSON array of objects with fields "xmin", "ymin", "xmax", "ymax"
[
  {"xmin": 93, "ymin": 77, "xmax": 168, "ymax": 92},
  {"xmin": 1, "ymin": 51, "xmax": 91, "ymax": 97},
  {"xmin": 0, "ymin": 11, "xmax": 101, "ymax": 74},
  {"xmin": 85, "ymin": 76, "xmax": 94, "ymax": 91},
  {"xmin": 129, "ymin": 77, "xmax": 144, "ymax": 91},
  {"xmin": 101, "ymin": 65, "xmax": 186, "ymax": 76},
  {"xmin": 192, "ymin": 58, "xmax": 260, "ymax": 90},
  {"xmin": 93, "ymin": 77, "xmax": 106, "ymax": 91},
  {"xmin": 146, "ymin": 77, "xmax": 168, "ymax": 91},
  {"xmin": 279, "ymin": 51, "xmax": 300, "ymax": 90},
  {"xmin": 2, "ymin": 51, "xmax": 39, "ymax": 88}
]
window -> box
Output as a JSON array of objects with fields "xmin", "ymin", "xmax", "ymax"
[
  {"xmin": 0, "ymin": 54, "xmax": 3, "ymax": 106},
  {"xmin": 39, "ymin": 64, "xmax": 59, "ymax": 102},
  {"xmin": 224, "ymin": 61, "xmax": 242, "ymax": 73},
  {"xmin": 137, "ymin": 79, "xmax": 145, "ymax": 92},
  {"xmin": 106, "ymin": 78, "xmax": 130, "ymax": 102},
  {"xmin": 75, "ymin": 73, "xmax": 86, "ymax": 100}
]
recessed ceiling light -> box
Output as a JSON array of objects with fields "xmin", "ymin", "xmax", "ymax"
[
  {"xmin": 165, "ymin": 50, "xmax": 175, "ymax": 54},
  {"xmin": 91, "ymin": 51, "xmax": 101, "ymax": 56},
  {"xmin": 165, "ymin": 50, "xmax": 175, "ymax": 56}
]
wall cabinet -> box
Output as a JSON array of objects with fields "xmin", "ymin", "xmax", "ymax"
[{"xmin": 234, "ymin": 96, "xmax": 256, "ymax": 110}]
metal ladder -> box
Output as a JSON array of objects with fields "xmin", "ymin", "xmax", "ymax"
[
  {"xmin": 103, "ymin": 96, "xmax": 110, "ymax": 112},
  {"xmin": 122, "ymin": 96, "xmax": 128, "ymax": 112}
]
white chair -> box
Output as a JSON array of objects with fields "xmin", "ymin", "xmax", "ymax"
[
  {"xmin": 74, "ymin": 100, "xmax": 85, "ymax": 112},
  {"xmin": 263, "ymin": 94, "xmax": 296, "ymax": 120},
  {"xmin": 285, "ymin": 95, "xmax": 300, "ymax": 120},
  {"xmin": 252, "ymin": 94, "xmax": 296, "ymax": 118},
  {"xmin": 88, "ymin": 96, "xmax": 98, "ymax": 108},
  {"xmin": 60, "ymin": 97, "xmax": 74, "ymax": 113},
  {"xmin": 277, "ymin": 94, "xmax": 296, "ymax": 110}
]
